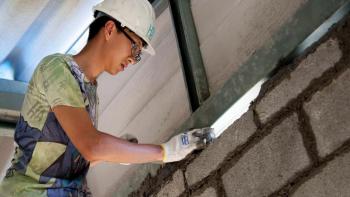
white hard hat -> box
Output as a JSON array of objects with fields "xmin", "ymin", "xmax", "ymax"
[{"xmin": 93, "ymin": 0, "xmax": 156, "ymax": 55}]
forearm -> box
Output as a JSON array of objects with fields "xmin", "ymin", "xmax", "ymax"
[{"xmin": 88, "ymin": 130, "xmax": 163, "ymax": 164}]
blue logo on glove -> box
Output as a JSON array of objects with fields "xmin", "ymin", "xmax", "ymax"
[{"xmin": 181, "ymin": 134, "xmax": 189, "ymax": 146}]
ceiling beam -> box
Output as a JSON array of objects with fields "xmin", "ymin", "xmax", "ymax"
[
  {"xmin": 0, "ymin": 121, "xmax": 16, "ymax": 137},
  {"xmin": 0, "ymin": 79, "xmax": 26, "ymax": 111},
  {"xmin": 0, "ymin": 79, "xmax": 26, "ymax": 137},
  {"xmin": 169, "ymin": 0, "xmax": 210, "ymax": 111}
]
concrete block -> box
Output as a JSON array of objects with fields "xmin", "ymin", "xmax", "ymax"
[
  {"xmin": 185, "ymin": 111, "xmax": 257, "ymax": 186},
  {"xmin": 293, "ymin": 151, "xmax": 350, "ymax": 197},
  {"xmin": 256, "ymin": 38, "xmax": 342, "ymax": 123},
  {"xmin": 194, "ymin": 187, "xmax": 217, "ymax": 197},
  {"xmin": 222, "ymin": 114, "xmax": 310, "ymax": 197},
  {"xmin": 156, "ymin": 170, "xmax": 185, "ymax": 197},
  {"xmin": 304, "ymin": 69, "xmax": 350, "ymax": 157}
]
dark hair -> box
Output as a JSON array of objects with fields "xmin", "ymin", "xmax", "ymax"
[
  {"xmin": 87, "ymin": 13, "xmax": 122, "ymax": 41},
  {"xmin": 88, "ymin": 11, "xmax": 148, "ymax": 47}
]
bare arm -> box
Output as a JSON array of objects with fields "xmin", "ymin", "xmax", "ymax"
[{"xmin": 52, "ymin": 105, "xmax": 163, "ymax": 164}]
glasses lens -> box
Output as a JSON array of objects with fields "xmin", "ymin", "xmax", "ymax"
[
  {"xmin": 131, "ymin": 43, "xmax": 142, "ymax": 63},
  {"xmin": 122, "ymin": 28, "xmax": 142, "ymax": 63}
]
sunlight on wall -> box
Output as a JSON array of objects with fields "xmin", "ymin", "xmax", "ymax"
[{"xmin": 211, "ymin": 79, "xmax": 266, "ymax": 138}]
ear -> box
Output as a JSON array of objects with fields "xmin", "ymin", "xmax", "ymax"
[{"xmin": 104, "ymin": 20, "xmax": 115, "ymax": 41}]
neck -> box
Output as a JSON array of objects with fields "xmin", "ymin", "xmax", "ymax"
[{"xmin": 72, "ymin": 40, "xmax": 105, "ymax": 84}]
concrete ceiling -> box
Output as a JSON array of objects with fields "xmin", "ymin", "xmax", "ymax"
[{"xmin": 0, "ymin": 0, "xmax": 107, "ymax": 82}]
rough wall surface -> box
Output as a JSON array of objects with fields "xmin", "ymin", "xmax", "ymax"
[
  {"xmin": 190, "ymin": 0, "xmax": 307, "ymax": 94},
  {"xmin": 127, "ymin": 14, "xmax": 350, "ymax": 197}
]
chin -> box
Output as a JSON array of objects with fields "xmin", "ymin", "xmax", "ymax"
[
  {"xmin": 110, "ymin": 70, "xmax": 119, "ymax": 75},
  {"xmin": 105, "ymin": 67, "xmax": 120, "ymax": 75},
  {"xmin": 112, "ymin": 69, "xmax": 122, "ymax": 75},
  {"xmin": 105, "ymin": 70, "xmax": 116, "ymax": 75}
]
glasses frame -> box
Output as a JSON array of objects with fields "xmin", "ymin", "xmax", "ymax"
[{"xmin": 119, "ymin": 28, "xmax": 142, "ymax": 63}]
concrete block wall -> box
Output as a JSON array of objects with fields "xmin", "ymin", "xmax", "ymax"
[{"xmin": 127, "ymin": 14, "xmax": 350, "ymax": 197}]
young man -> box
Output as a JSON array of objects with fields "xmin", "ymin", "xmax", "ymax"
[{"xmin": 0, "ymin": 0, "xmax": 211, "ymax": 196}]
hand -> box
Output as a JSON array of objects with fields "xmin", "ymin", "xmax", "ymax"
[{"xmin": 161, "ymin": 127, "xmax": 215, "ymax": 163}]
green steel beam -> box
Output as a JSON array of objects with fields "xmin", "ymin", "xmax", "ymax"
[{"xmin": 169, "ymin": 0, "xmax": 210, "ymax": 111}]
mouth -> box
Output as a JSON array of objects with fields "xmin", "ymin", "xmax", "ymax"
[{"xmin": 121, "ymin": 64, "xmax": 126, "ymax": 70}]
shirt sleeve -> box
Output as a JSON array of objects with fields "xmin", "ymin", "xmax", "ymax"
[{"xmin": 35, "ymin": 55, "xmax": 86, "ymax": 109}]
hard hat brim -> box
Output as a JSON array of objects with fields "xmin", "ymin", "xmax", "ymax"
[{"xmin": 143, "ymin": 42, "xmax": 155, "ymax": 55}]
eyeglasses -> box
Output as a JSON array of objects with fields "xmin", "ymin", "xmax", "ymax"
[{"xmin": 120, "ymin": 28, "xmax": 142, "ymax": 63}]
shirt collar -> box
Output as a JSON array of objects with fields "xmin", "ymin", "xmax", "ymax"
[{"xmin": 64, "ymin": 54, "xmax": 98, "ymax": 86}]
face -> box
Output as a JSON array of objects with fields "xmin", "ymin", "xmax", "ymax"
[{"xmin": 102, "ymin": 21, "xmax": 144, "ymax": 75}]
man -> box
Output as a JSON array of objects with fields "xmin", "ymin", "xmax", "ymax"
[{"xmin": 0, "ymin": 0, "xmax": 212, "ymax": 196}]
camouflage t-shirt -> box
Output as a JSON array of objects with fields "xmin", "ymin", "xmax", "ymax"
[{"xmin": 0, "ymin": 54, "xmax": 99, "ymax": 197}]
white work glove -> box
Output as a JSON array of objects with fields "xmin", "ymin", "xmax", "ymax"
[{"xmin": 161, "ymin": 128, "xmax": 215, "ymax": 163}]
